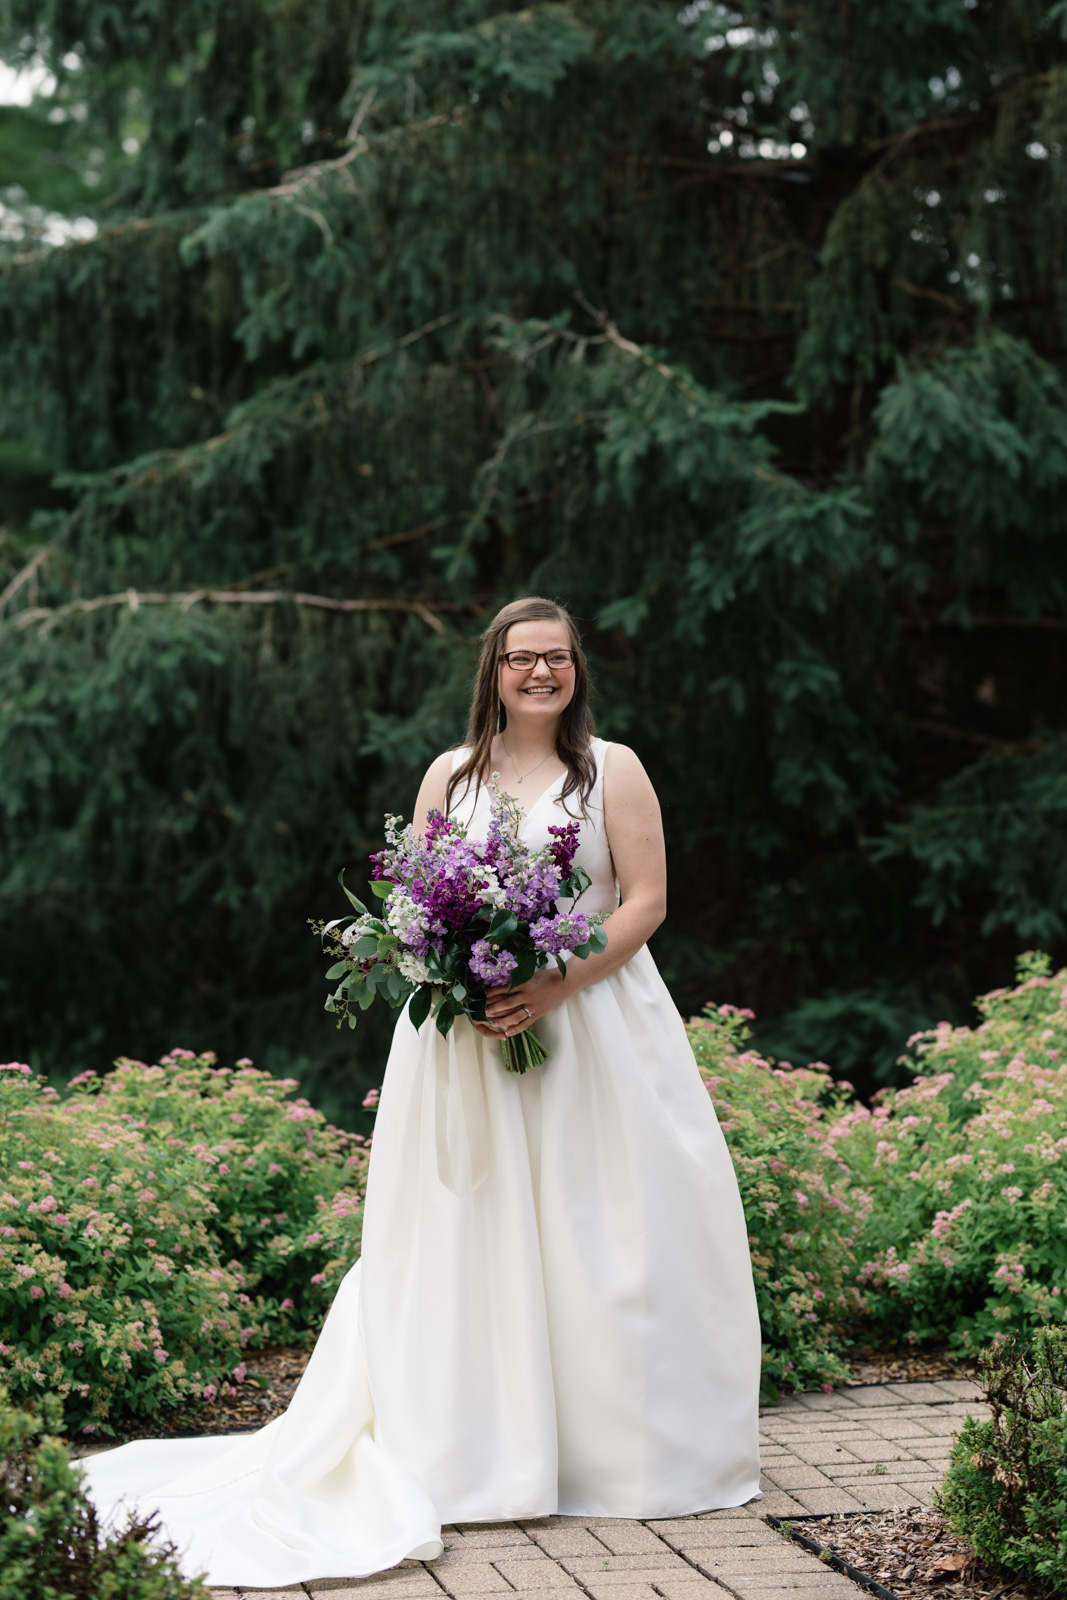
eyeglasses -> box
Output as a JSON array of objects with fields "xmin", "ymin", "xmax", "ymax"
[{"xmin": 499, "ymin": 649, "xmax": 577, "ymax": 671}]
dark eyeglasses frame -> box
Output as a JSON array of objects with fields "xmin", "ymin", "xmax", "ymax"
[{"xmin": 498, "ymin": 649, "xmax": 577, "ymax": 671}]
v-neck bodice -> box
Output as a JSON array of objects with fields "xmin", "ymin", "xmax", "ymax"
[{"xmin": 449, "ymin": 737, "xmax": 619, "ymax": 917}]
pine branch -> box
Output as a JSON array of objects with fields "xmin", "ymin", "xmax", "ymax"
[
  {"xmin": 893, "ymin": 279, "xmax": 973, "ymax": 320},
  {"xmin": 87, "ymin": 314, "xmax": 460, "ymax": 493},
  {"xmin": 906, "ymin": 718, "xmax": 1034, "ymax": 752},
  {"xmin": 7, "ymin": 588, "xmax": 478, "ymax": 635},
  {"xmin": 268, "ymin": 107, "xmax": 469, "ymax": 198},
  {"xmin": 900, "ymin": 615, "xmax": 1067, "ymax": 632},
  {"xmin": 0, "ymin": 545, "xmax": 51, "ymax": 614}
]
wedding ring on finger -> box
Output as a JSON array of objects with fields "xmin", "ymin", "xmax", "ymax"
[{"xmin": 523, "ymin": 1007, "xmax": 532, "ymax": 1021}]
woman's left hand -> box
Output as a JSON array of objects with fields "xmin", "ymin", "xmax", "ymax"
[{"xmin": 472, "ymin": 966, "xmax": 566, "ymax": 1041}]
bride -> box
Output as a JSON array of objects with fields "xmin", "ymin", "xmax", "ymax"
[{"xmin": 81, "ymin": 596, "xmax": 762, "ymax": 1586}]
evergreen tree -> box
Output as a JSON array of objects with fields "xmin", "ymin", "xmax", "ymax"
[{"xmin": 1, "ymin": 0, "xmax": 1066, "ymax": 1111}]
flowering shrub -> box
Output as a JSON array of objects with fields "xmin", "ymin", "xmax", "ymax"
[
  {"xmin": 687, "ymin": 1006, "xmax": 867, "ymax": 1397},
  {"xmin": 0, "ymin": 1052, "xmax": 368, "ymax": 1434},
  {"xmin": 689, "ymin": 960, "xmax": 1067, "ymax": 1385},
  {"xmin": 828, "ymin": 953, "xmax": 1067, "ymax": 1350},
  {"xmin": 70, "ymin": 1051, "xmax": 370, "ymax": 1331},
  {"xmin": 0, "ymin": 1383, "xmax": 208, "ymax": 1600}
]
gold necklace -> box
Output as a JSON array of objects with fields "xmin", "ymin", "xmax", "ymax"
[{"xmin": 501, "ymin": 737, "xmax": 555, "ymax": 784}]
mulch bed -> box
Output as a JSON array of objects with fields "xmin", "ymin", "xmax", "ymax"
[
  {"xmin": 844, "ymin": 1342, "xmax": 978, "ymax": 1387},
  {"xmin": 781, "ymin": 1508, "xmax": 1039, "ymax": 1600},
  {"xmin": 86, "ymin": 1345, "xmax": 314, "ymax": 1446},
  {"xmin": 87, "ymin": 1339, "xmax": 978, "ymax": 1444},
  {"xmin": 95, "ymin": 1338, "xmax": 975, "ymax": 1445}
]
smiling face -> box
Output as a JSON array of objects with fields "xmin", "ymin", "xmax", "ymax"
[{"xmin": 497, "ymin": 618, "xmax": 577, "ymax": 728}]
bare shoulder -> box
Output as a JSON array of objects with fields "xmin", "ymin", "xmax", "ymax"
[
  {"xmin": 413, "ymin": 747, "xmax": 462, "ymax": 827},
  {"xmin": 425, "ymin": 748, "xmax": 459, "ymax": 786},
  {"xmin": 602, "ymin": 742, "xmax": 659, "ymax": 809}
]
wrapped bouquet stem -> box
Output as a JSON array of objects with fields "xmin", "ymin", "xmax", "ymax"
[{"xmin": 318, "ymin": 784, "xmax": 607, "ymax": 1072}]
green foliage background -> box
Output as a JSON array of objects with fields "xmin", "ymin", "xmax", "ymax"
[{"xmin": 2, "ymin": 0, "xmax": 1067, "ymax": 1115}]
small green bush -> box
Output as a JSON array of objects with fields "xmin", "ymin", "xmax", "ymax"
[
  {"xmin": 941, "ymin": 1326, "xmax": 1067, "ymax": 1595},
  {"xmin": 0, "ymin": 1383, "xmax": 207, "ymax": 1600},
  {"xmin": 688, "ymin": 1006, "xmax": 864, "ymax": 1397},
  {"xmin": 0, "ymin": 1052, "xmax": 368, "ymax": 1434}
]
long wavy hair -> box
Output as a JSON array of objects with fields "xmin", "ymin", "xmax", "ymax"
[{"xmin": 446, "ymin": 597, "xmax": 596, "ymax": 817}]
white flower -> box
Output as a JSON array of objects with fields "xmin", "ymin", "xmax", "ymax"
[
  {"xmin": 479, "ymin": 870, "xmax": 507, "ymax": 909},
  {"xmin": 397, "ymin": 951, "xmax": 431, "ymax": 985},
  {"xmin": 340, "ymin": 917, "xmax": 374, "ymax": 947},
  {"xmin": 385, "ymin": 889, "xmax": 431, "ymax": 946}
]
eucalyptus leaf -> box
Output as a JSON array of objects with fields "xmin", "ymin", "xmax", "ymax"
[{"xmin": 338, "ymin": 870, "xmax": 368, "ymax": 916}]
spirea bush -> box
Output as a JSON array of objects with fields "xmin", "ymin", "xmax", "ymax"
[
  {"xmin": 0, "ymin": 1384, "xmax": 207, "ymax": 1600},
  {"xmin": 828, "ymin": 953, "xmax": 1067, "ymax": 1351},
  {"xmin": 688, "ymin": 1006, "xmax": 866, "ymax": 1398},
  {"xmin": 940, "ymin": 1326, "xmax": 1067, "ymax": 1596},
  {"xmin": 0, "ymin": 1052, "xmax": 368, "ymax": 1435}
]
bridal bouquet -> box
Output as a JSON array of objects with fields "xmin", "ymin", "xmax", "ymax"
[{"xmin": 319, "ymin": 786, "xmax": 607, "ymax": 1072}]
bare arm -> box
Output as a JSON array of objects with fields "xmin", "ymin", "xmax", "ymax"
[
  {"xmin": 476, "ymin": 743, "xmax": 667, "ymax": 1038},
  {"xmin": 411, "ymin": 750, "xmax": 455, "ymax": 834}
]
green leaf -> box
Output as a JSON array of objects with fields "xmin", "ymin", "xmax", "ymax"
[
  {"xmin": 370, "ymin": 880, "xmax": 392, "ymax": 897},
  {"xmin": 489, "ymin": 909, "xmax": 518, "ymax": 939},
  {"xmin": 338, "ymin": 869, "xmax": 368, "ymax": 916},
  {"xmin": 451, "ymin": 981, "xmax": 466, "ymax": 1002},
  {"xmin": 436, "ymin": 1005, "xmax": 456, "ymax": 1037},
  {"xmin": 565, "ymin": 865, "xmax": 592, "ymax": 897},
  {"xmin": 511, "ymin": 947, "xmax": 538, "ymax": 987},
  {"xmin": 377, "ymin": 933, "xmax": 399, "ymax": 955},
  {"xmin": 325, "ymin": 960, "xmax": 350, "ymax": 979},
  {"xmin": 408, "ymin": 984, "xmax": 432, "ymax": 1032},
  {"xmin": 554, "ymin": 954, "xmax": 568, "ymax": 978}
]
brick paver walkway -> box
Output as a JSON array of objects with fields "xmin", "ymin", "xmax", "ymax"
[{"xmin": 199, "ymin": 1378, "xmax": 987, "ymax": 1600}]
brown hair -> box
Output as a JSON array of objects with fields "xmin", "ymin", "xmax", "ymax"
[{"xmin": 446, "ymin": 597, "xmax": 596, "ymax": 817}]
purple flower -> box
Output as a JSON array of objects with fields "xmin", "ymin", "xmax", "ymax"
[
  {"xmin": 499, "ymin": 854, "xmax": 562, "ymax": 921},
  {"xmin": 530, "ymin": 911, "xmax": 591, "ymax": 955},
  {"xmin": 411, "ymin": 841, "xmax": 486, "ymax": 933},
  {"xmin": 547, "ymin": 822, "xmax": 581, "ymax": 875},
  {"xmin": 469, "ymin": 941, "xmax": 519, "ymax": 987},
  {"xmin": 424, "ymin": 809, "xmax": 454, "ymax": 847}
]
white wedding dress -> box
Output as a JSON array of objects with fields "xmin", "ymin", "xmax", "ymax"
[{"xmin": 81, "ymin": 738, "xmax": 762, "ymax": 1586}]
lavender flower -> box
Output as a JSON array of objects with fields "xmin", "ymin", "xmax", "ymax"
[
  {"xmin": 530, "ymin": 911, "xmax": 591, "ymax": 955},
  {"xmin": 499, "ymin": 854, "xmax": 562, "ymax": 921},
  {"xmin": 469, "ymin": 941, "xmax": 519, "ymax": 988}
]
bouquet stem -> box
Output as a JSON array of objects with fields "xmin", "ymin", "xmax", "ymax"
[{"xmin": 500, "ymin": 1027, "xmax": 549, "ymax": 1074}]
